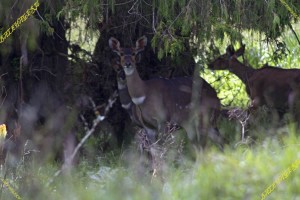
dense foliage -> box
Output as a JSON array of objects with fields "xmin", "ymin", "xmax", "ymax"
[{"xmin": 52, "ymin": 0, "xmax": 300, "ymax": 56}]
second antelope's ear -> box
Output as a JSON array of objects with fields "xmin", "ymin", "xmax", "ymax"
[
  {"xmin": 235, "ymin": 44, "xmax": 245, "ymax": 57},
  {"xmin": 135, "ymin": 36, "xmax": 147, "ymax": 53},
  {"xmin": 109, "ymin": 37, "xmax": 121, "ymax": 54},
  {"xmin": 226, "ymin": 45, "xmax": 235, "ymax": 57}
]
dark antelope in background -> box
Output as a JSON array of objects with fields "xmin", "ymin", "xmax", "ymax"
[
  {"xmin": 208, "ymin": 44, "xmax": 300, "ymax": 119},
  {"xmin": 109, "ymin": 36, "xmax": 224, "ymax": 149}
]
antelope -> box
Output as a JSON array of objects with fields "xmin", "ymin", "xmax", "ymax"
[
  {"xmin": 208, "ymin": 45, "xmax": 300, "ymax": 119},
  {"xmin": 111, "ymin": 58, "xmax": 142, "ymax": 127},
  {"xmin": 109, "ymin": 36, "xmax": 224, "ymax": 149}
]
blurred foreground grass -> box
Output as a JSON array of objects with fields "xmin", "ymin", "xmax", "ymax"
[{"xmin": 0, "ymin": 122, "xmax": 299, "ymax": 200}]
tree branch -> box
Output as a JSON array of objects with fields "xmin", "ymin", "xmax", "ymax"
[{"xmin": 47, "ymin": 91, "xmax": 118, "ymax": 186}]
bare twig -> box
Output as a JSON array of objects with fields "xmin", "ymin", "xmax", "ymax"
[
  {"xmin": 228, "ymin": 108, "xmax": 250, "ymax": 142},
  {"xmin": 36, "ymin": 10, "xmax": 45, "ymax": 21},
  {"xmin": 68, "ymin": 91, "xmax": 118, "ymax": 164},
  {"xmin": 47, "ymin": 91, "xmax": 118, "ymax": 186},
  {"xmin": 152, "ymin": 6, "xmax": 157, "ymax": 33}
]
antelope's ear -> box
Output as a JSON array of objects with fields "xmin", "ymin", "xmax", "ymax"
[
  {"xmin": 226, "ymin": 45, "xmax": 235, "ymax": 57},
  {"xmin": 135, "ymin": 36, "xmax": 147, "ymax": 53},
  {"xmin": 235, "ymin": 44, "xmax": 245, "ymax": 57},
  {"xmin": 109, "ymin": 37, "xmax": 121, "ymax": 54}
]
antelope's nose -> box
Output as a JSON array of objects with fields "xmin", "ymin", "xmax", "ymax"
[
  {"xmin": 123, "ymin": 56, "xmax": 132, "ymax": 67},
  {"xmin": 125, "ymin": 62, "xmax": 131, "ymax": 66},
  {"xmin": 124, "ymin": 62, "xmax": 131, "ymax": 68}
]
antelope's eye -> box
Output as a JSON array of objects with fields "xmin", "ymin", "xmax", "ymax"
[
  {"xmin": 120, "ymin": 52, "xmax": 124, "ymax": 56},
  {"xmin": 131, "ymin": 52, "xmax": 135, "ymax": 56}
]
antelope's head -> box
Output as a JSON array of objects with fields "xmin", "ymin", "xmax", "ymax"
[
  {"xmin": 208, "ymin": 44, "xmax": 245, "ymax": 70},
  {"xmin": 109, "ymin": 36, "xmax": 147, "ymax": 76}
]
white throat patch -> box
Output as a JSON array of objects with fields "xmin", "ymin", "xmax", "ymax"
[
  {"xmin": 122, "ymin": 102, "xmax": 132, "ymax": 109},
  {"xmin": 132, "ymin": 96, "xmax": 146, "ymax": 105},
  {"xmin": 124, "ymin": 66, "xmax": 134, "ymax": 76}
]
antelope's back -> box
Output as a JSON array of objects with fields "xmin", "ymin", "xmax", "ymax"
[
  {"xmin": 164, "ymin": 76, "xmax": 220, "ymax": 108},
  {"xmin": 156, "ymin": 76, "xmax": 220, "ymax": 111},
  {"xmin": 249, "ymin": 67, "xmax": 300, "ymax": 108}
]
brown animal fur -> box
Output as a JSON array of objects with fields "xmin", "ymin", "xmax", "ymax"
[
  {"xmin": 208, "ymin": 45, "xmax": 300, "ymax": 119},
  {"xmin": 109, "ymin": 36, "xmax": 224, "ymax": 149}
]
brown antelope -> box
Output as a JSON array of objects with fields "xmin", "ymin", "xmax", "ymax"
[
  {"xmin": 111, "ymin": 58, "xmax": 143, "ymax": 127},
  {"xmin": 208, "ymin": 45, "xmax": 300, "ymax": 119},
  {"xmin": 109, "ymin": 36, "xmax": 224, "ymax": 149}
]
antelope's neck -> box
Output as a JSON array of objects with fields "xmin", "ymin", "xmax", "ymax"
[
  {"xmin": 117, "ymin": 80, "xmax": 132, "ymax": 109},
  {"xmin": 125, "ymin": 68, "xmax": 147, "ymax": 105},
  {"xmin": 229, "ymin": 59, "xmax": 255, "ymax": 84}
]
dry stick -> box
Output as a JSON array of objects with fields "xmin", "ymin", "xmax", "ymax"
[
  {"xmin": 229, "ymin": 108, "xmax": 250, "ymax": 143},
  {"xmin": 47, "ymin": 91, "xmax": 118, "ymax": 186},
  {"xmin": 240, "ymin": 114, "xmax": 250, "ymax": 142},
  {"xmin": 63, "ymin": 117, "xmax": 102, "ymax": 168}
]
